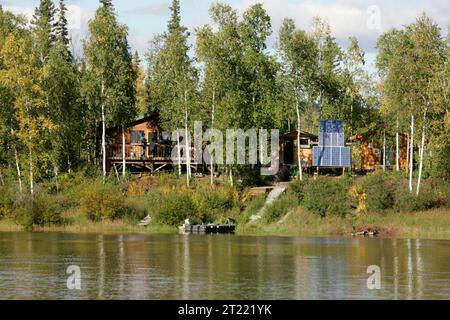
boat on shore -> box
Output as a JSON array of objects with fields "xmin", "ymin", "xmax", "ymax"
[{"xmin": 180, "ymin": 219, "xmax": 236, "ymax": 234}]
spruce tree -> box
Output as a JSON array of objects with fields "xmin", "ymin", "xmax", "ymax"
[{"xmin": 31, "ymin": 0, "xmax": 56, "ymax": 65}]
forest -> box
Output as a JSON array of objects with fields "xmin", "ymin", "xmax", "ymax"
[{"xmin": 0, "ymin": 0, "xmax": 449, "ymax": 233}]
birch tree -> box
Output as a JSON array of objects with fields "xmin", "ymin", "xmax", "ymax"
[
  {"xmin": 83, "ymin": 0, "xmax": 135, "ymax": 179},
  {"xmin": 0, "ymin": 34, "xmax": 55, "ymax": 194},
  {"xmin": 146, "ymin": 0, "xmax": 197, "ymax": 185},
  {"xmin": 278, "ymin": 19, "xmax": 318, "ymax": 180}
]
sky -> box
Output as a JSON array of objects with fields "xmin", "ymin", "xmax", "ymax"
[{"xmin": 2, "ymin": 0, "xmax": 449, "ymax": 73}]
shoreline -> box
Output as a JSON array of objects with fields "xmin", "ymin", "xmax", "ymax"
[{"xmin": 1, "ymin": 208, "xmax": 449, "ymax": 240}]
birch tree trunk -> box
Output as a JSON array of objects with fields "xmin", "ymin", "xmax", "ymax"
[
  {"xmin": 406, "ymin": 134, "xmax": 410, "ymax": 175},
  {"xmin": 12, "ymin": 138, "xmax": 22, "ymax": 194},
  {"xmin": 409, "ymin": 113, "xmax": 414, "ymax": 193},
  {"xmin": 177, "ymin": 132, "xmax": 182, "ymax": 176},
  {"xmin": 67, "ymin": 154, "xmax": 72, "ymax": 174},
  {"xmin": 122, "ymin": 125, "xmax": 126, "ymax": 178},
  {"xmin": 29, "ymin": 146, "xmax": 34, "ymax": 195},
  {"xmin": 184, "ymin": 90, "xmax": 191, "ymax": 187},
  {"xmin": 54, "ymin": 165, "xmax": 59, "ymax": 194},
  {"xmin": 396, "ymin": 118, "xmax": 400, "ymax": 172},
  {"xmin": 229, "ymin": 166, "xmax": 233, "ymax": 187},
  {"xmin": 416, "ymin": 109, "xmax": 427, "ymax": 196},
  {"xmin": 383, "ymin": 130, "xmax": 386, "ymax": 172},
  {"xmin": 101, "ymin": 82, "xmax": 107, "ymax": 180},
  {"xmin": 25, "ymin": 101, "xmax": 34, "ymax": 195},
  {"xmin": 0, "ymin": 168, "xmax": 4, "ymax": 186},
  {"xmin": 296, "ymin": 98, "xmax": 303, "ymax": 181},
  {"xmin": 211, "ymin": 88, "xmax": 215, "ymax": 186},
  {"xmin": 185, "ymin": 115, "xmax": 190, "ymax": 187}
]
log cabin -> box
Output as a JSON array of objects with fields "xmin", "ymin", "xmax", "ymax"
[
  {"xmin": 280, "ymin": 131, "xmax": 319, "ymax": 170},
  {"xmin": 107, "ymin": 114, "xmax": 174, "ymax": 174},
  {"xmin": 349, "ymin": 133, "xmax": 409, "ymax": 171}
]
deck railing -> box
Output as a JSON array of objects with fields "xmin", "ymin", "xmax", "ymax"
[{"xmin": 108, "ymin": 144, "xmax": 173, "ymax": 161}]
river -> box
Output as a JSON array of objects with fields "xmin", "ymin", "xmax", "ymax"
[{"xmin": 0, "ymin": 232, "xmax": 449, "ymax": 300}]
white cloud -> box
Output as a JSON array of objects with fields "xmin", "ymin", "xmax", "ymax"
[
  {"xmin": 235, "ymin": 0, "xmax": 449, "ymax": 52},
  {"xmin": 127, "ymin": 2, "xmax": 170, "ymax": 16},
  {"xmin": 3, "ymin": 5, "xmax": 34, "ymax": 21}
]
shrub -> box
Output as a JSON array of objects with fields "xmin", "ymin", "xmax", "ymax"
[
  {"xmin": 0, "ymin": 186, "xmax": 14, "ymax": 218},
  {"xmin": 14, "ymin": 193, "xmax": 66, "ymax": 230},
  {"xmin": 393, "ymin": 179, "xmax": 450, "ymax": 212},
  {"xmin": 237, "ymin": 166, "xmax": 274, "ymax": 187},
  {"xmin": 358, "ymin": 173, "xmax": 396, "ymax": 212},
  {"xmin": 356, "ymin": 173, "xmax": 450, "ymax": 213},
  {"xmin": 126, "ymin": 176, "xmax": 154, "ymax": 197},
  {"xmin": 264, "ymin": 193, "xmax": 299, "ymax": 223},
  {"xmin": 124, "ymin": 196, "xmax": 149, "ymax": 223},
  {"xmin": 79, "ymin": 180, "xmax": 131, "ymax": 221},
  {"xmin": 302, "ymin": 177, "xmax": 351, "ymax": 217},
  {"xmin": 290, "ymin": 178, "xmax": 310, "ymax": 202},
  {"xmin": 193, "ymin": 186, "xmax": 239, "ymax": 223},
  {"xmin": 150, "ymin": 190, "xmax": 197, "ymax": 226}
]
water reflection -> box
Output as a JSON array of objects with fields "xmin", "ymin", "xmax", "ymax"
[{"xmin": 0, "ymin": 233, "xmax": 449, "ymax": 300}]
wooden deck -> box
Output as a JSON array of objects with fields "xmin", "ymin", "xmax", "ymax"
[{"xmin": 107, "ymin": 144, "xmax": 202, "ymax": 174}]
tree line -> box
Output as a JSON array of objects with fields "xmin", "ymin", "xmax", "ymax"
[{"xmin": 0, "ymin": 0, "xmax": 448, "ymax": 195}]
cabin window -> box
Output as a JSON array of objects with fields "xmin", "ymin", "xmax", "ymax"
[
  {"xmin": 300, "ymin": 138, "xmax": 310, "ymax": 148},
  {"xmin": 131, "ymin": 130, "xmax": 145, "ymax": 144}
]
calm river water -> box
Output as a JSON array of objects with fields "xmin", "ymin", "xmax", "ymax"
[{"xmin": 0, "ymin": 232, "xmax": 449, "ymax": 300}]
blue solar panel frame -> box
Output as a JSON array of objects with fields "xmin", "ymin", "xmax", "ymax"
[
  {"xmin": 313, "ymin": 146, "xmax": 351, "ymax": 168},
  {"xmin": 319, "ymin": 132, "xmax": 345, "ymax": 147},
  {"xmin": 319, "ymin": 120, "xmax": 345, "ymax": 148},
  {"xmin": 320, "ymin": 120, "xmax": 344, "ymax": 134}
]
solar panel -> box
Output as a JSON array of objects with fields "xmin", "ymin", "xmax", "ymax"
[
  {"xmin": 314, "ymin": 120, "xmax": 351, "ymax": 167},
  {"xmin": 313, "ymin": 147, "xmax": 351, "ymax": 167},
  {"xmin": 319, "ymin": 132, "xmax": 345, "ymax": 147},
  {"xmin": 320, "ymin": 120, "xmax": 344, "ymax": 134},
  {"xmin": 319, "ymin": 120, "xmax": 345, "ymax": 147}
]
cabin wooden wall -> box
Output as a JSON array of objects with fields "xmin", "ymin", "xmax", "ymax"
[
  {"xmin": 361, "ymin": 141, "xmax": 382, "ymax": 171},
  {"xmin": 280, "ymin": 137, "xmax": 315, "ymax": 168},
  {"xmin": 111, "ymin": 121, "xmax": 159, "ymax": 146},
  {"xmin": 359, "ymin": 134, "xmax": 408, "ymax": 171}
]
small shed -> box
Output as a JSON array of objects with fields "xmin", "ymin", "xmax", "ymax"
[
  {"xmin": 349, "ymin": 133, "xmax": 408, "ymax": 171},
  {"xmin": 280, "ymin": 131, "xmax": 318, "ymax": 169}
]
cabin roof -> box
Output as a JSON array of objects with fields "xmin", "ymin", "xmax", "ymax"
[
  {"xmin": 281, "ymin": 131, "xmax": 318, "ymax": 140},
  {"xmin": 108, "ymin": 113, "xmax": 159, "ymax": 132}
]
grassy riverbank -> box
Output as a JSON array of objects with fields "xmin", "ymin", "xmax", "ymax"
[
  {"xmin": 1, "ymin": 208, "xmax": 449, "ymax": 240},
  {"xmin": 239, "ymin": 208, "xmax": 450, "ymax": 240},
  {"xmin": 0, "ymin": 171, "xmax": 449, "ymax": 239}
]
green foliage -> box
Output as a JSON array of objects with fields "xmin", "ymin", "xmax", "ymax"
[
  {"xmin": 290, "ymin": 178, "xmax": 310, "ymax": 201},
  {"xmin": 149, "ymin": 189, "xmax": 197, "ymax": 226},
  {"xmin": 14, "ymin": 192, "xmax": 66, "ymax": 230},
  {"xmin": 79, "ymin": 180, "xmax": 132, "ymax": 222},
  {"xmin": 302, "ymin": 177, "xmax": 351, "ymax": 217},
  {"xmin": 193, "ymin": 186, "xmax": 239, "ymax": 223},
  {"xmin": 430, "ymin": 141, "xmax": 450, "ymax": 180},
  {"xmin": 393, "ymin": 179, "xmax": 449, "ymax": 212},
  {"xmin": 239, "ymin": 195, "xmax": 265, "ymax": 224},
  {"xmin": 264, "ymin": 193, "xmax": 299, "ymax": 223},
  {"xmin": 355, "ymin": 173, "xmax": 450, "ymax": 213},
  {"xmin": 0, "ymin": 186, "xmax": 14, "ymax": 218},
  {"xmin": 358, "ymin": 173, "xmax": 397, "ymax": 211}
]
